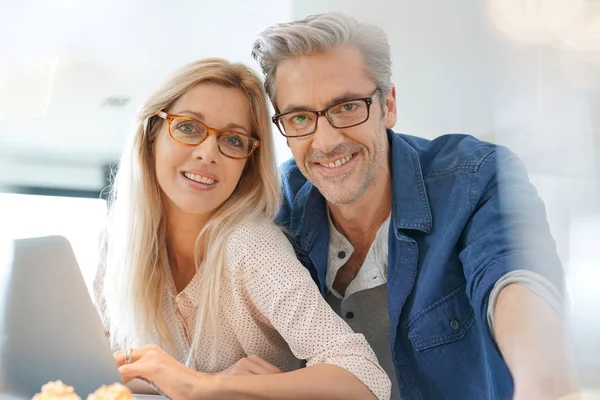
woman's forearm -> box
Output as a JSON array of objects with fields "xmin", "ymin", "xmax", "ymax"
[{"xmin": 202, "ymin": 364, "xmax": 378, "ymax": 400}]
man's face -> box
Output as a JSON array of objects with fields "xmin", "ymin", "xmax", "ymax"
[{"xmin": 274, "ymin": 46, "xmax": 397, "ymax": 205}]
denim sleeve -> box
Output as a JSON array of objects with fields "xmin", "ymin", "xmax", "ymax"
[
  {"xmin": 275, "ymin": 159, "xmax": 303, "ymax": 228},
  {"xmin": 459, "ymin": 147, "xmax": 565, "ymax": 347}
]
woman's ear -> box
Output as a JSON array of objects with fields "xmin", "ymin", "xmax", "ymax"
[{"xmin": 144, "ymin": 115, "xmax": 157, "ymax": 137}]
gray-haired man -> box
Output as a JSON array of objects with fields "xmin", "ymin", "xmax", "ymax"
[{"xmin": 251, "ymin": 12, "xmax": 578, "ymax": 400}]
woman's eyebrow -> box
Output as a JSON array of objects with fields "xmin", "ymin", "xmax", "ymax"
[{"xmin": 175, "ymin": 109, "xmax": 249, "ymax": 132}]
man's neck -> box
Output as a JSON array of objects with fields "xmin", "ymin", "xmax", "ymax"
[{"xmin": 328, "ymin": 164, "xmax": 392, "ymax": 247}]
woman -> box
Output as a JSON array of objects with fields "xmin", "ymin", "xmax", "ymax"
[{"xmin": 93, "ymin": 58, "xmax": 391, "ymax": 400}]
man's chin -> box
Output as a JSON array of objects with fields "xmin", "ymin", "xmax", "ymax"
[
  {"xmin": 309, "ymin": 172, "xmax": 371, "ymax": 206},
  {"xmin": 317, "ymin": 185, "xmax": 362, "ymax": 206}
]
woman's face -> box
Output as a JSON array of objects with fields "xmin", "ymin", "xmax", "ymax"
[{"xmin": 154, "ymin": 83, "xmax": 253, "ymax": 219}]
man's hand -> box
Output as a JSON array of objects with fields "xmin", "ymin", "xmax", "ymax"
[
  {"xmin": 216, "ymin": 354, "xmax": 283, "ymax": 376},
  {"xmin": 558, "ymin": 394, "xmax": 600, "ymax": 400}
]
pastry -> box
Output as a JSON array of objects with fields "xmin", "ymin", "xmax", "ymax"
[
  {"xmin": 86, "ymin": 383, "xmax": 132, "ymax": 400},
  {"xmin": 32, "ymin": 381, "xmax": 81, "ymax": 400}
]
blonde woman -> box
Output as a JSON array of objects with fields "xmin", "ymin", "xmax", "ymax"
[{"xmin": 93, "ymin": 58, "xmax": 391, "ymax": 400}]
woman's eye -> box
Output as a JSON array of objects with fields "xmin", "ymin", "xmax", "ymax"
[
  {"xmin": 176, "ymin": 123, "xmax": 196, "ymax": 133},
  {"xmin": 224, "ymin": 134, "xmax": 244, "ymax": 147}
]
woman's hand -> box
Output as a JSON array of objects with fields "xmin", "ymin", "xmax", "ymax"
[
  {"xmin": 216, "ymin": 355, "xmax": 282, "ymax": 376},
  {"xmin": 114, "ymin": 345, "xmax": 216, "ymax": 400}
]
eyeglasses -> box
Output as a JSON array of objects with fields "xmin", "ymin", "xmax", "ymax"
[
  {"xmin": 155, "ymin": 111, "xmax": 260, "ymax": 159},
  {"xmin": 272, "ymin": 89, "xmax": 379, "ymax": 138}
]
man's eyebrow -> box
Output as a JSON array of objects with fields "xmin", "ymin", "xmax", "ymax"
[
  {"xmin": 280, "ymin": 91, "xmax": 370, "ymax": 114},
  {"xmin": 174, "ymin": 110, "xmax": 249, "ymax": 132}
]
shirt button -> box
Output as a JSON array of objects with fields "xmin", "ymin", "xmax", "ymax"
[
  {"xmin": 346, "ymin": 311, "xmax": 355, "ymax": 319},
  {"xmin": 450, "ymin": 319, "xmax": 460, "ymax": 330},
  {"xmin": 338, "ymin": 251, "xmax": 346, "ymax": 259}
]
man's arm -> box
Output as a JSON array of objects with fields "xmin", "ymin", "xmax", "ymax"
[
  {"xmin": 494, "ymin": 283, "xmax": 578, "ymax": 399},
  {"xmin": 459, "ymin": 145, "xmax": 579, "ymax": 398}
]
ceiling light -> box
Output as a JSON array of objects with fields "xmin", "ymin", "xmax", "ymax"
[{"xmin": 0, "ymin": 58, "xmax": 59, "ymax": 120}]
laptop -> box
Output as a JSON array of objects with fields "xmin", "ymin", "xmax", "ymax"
[{"xmin": 0, "ymin": 236, "xmax": 163, "ymax": 400}]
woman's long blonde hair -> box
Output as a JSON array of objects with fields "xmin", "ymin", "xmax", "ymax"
[{"xmin": 101, "ymin": 59, "xmax": 280, "ymax": 361}]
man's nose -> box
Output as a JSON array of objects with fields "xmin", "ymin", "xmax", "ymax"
[{"xmin": 310, "ymin": 115, "xmax": 345, "ymax": 155}]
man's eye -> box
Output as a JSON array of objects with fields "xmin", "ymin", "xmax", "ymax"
[
  {"xmin": 290, "ymin": 114, "xmax": 310, "ymax": 124},
  {"xmin": 341, "ymin": 103, "xmax": 358, "ymax": 112}
]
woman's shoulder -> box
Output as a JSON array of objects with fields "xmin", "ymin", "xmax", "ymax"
[
  {"xmin": 225, "ymin": 217, "xmax": 296, "ymax": 273},
  {"xmin": 228, "ymin": 217, "xmax": 289, "ymax": 247}
]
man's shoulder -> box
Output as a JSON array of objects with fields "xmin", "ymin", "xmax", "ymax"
[
  {"xmin": 395, "ymin": 132, "xmax": 500, "ymax": 177},
  {"xmin": 280, "ymin": 157, "xmax": 305, "ymax": 180},
  {"xmin": 280, "ymin": 158, "xmax": 310, "ymax": 198}
]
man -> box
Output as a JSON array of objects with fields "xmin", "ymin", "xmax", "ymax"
[{"xmin": 251, "ymin": 12, "xmax": 579, "ymax": 400}]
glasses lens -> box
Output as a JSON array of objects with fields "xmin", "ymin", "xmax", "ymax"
[
  {"xmin": 327, "ymin": 100, "xmax": 369, "ymax": 128},
  {"xmin": 171, "ymin": 117, "xmax": 207, "ymax": 144},
  {"xmin": 219, "ymin": 132, "xmax": 255, "ymax": 158},
  {"xmin": 278, "ymin": 111, "xmax": 317, "ymax": 137}
]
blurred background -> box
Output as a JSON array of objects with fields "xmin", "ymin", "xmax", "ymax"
[{"xmin": 1, "ymin": 0, "xmax": 599, "ymax": 392}]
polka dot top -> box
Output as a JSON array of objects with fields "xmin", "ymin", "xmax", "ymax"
[{"xmin": 94, "ymin": 218, "xmax": 391, "ymax": 400}]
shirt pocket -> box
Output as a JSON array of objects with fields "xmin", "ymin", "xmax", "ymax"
[{"xmin": 406, "ymin": 283, "xmax": 475, "ymax": 351}]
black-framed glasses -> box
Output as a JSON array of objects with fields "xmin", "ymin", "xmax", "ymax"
[
  {"xmin": 272, "ymin": 89, "xmax": 379, "ymax": 138},
  {"xmin": 155, "ymin": 111, "xmax": 260, "ymax": 159}
]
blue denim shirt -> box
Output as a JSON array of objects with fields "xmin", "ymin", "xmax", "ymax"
[{"xmin": 276, "ymin": 130, "xmax": 564, "ymax": 400}]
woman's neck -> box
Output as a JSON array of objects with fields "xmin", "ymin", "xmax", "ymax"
[{"xmin": 164, "ymin": 201, "xmax": 213, "ymax": 292}]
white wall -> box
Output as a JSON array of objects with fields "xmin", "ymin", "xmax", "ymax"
[{"xmin": 293, "ymin": 0, "xmax": 496, "ymax": 139}]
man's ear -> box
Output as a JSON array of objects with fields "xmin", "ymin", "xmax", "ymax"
[{"xmin": 384, "ymin": 86, "xmax": 397, "ymax": 129}]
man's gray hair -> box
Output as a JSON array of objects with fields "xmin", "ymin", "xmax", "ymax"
[{"xmin": 252, "ymin": 12, "xmax": 393, "ymax": 109}]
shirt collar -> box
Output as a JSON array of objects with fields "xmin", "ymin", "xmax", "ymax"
[
  {"xmin": 162, "ymin": 247, "xmax": 203, "ymax": 307},
  {"xmin": 387, "ymin": 129, "xmax": 433, "ymax": 234}
]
